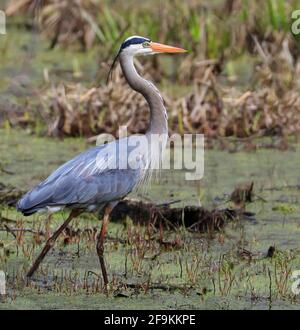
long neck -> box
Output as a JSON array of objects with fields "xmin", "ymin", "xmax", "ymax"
[{"xmin": 119, "ymin": 53, "xmax": 168, "ymax": 136}]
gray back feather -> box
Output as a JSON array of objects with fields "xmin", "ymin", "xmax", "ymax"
[{"xmin": 17, "ymin": 137, "xmax": 145, "ymax": 214}]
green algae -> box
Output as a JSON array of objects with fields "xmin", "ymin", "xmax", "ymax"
[{"xmin": 0, "ymin": 129, "xmax": 300, "ymax": 309}]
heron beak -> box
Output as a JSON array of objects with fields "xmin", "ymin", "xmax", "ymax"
[{"xmin": 150, "ymin": 42, "xmax": 187, "ymax": 53}]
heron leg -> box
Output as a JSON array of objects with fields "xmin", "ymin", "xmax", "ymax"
[
  {"xmin": 27, "ymin": 209, "xmax": 81, "ymax": 278},
  {"xmin": 96, "ymin": 203, "xmax": 115, "ymax": 287}
]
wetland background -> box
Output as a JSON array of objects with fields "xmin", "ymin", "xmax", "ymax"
[{"xmin": 1, "ymin": 0, "xmax": 300, "ymax": 310}]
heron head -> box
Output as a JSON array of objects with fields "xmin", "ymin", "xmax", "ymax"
[
  {"xmin": 120, "ymin": 36, "xmax": 187, "ymax": 56},
  {"xmin": 107, "ymin": 36, "xmax": 186, "ymax": 83}
]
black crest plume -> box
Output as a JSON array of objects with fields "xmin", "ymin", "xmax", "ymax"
[{"xmin": 106, "ymin": 48, "xmax": 121, "ymax": 84}]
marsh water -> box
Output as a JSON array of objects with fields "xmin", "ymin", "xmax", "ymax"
[{"xmin": 0, "ymin": 129, "xmax": 300, "ymax": 309}]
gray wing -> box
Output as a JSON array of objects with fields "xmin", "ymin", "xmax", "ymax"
[{"xmin": 17, "ymin": 138, "xmax": 143, "ymax": 215}]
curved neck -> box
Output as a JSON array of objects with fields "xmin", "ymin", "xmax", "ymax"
[{"xmin": 119, "ymin": 53, "xmax": 168, "ymax": 136}]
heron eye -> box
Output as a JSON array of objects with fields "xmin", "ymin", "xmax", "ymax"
[{"xmin": 142, "ymin": 41, "xmax": 150, "ymax": 48}]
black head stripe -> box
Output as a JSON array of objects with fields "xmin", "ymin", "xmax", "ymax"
[
  {"xmin": 121, "ymin": 37, "xmax": 150, "ymax": 50},
  {"xmin": 107, "ymin": 37, "xmax": 150, "ymax": 84}
]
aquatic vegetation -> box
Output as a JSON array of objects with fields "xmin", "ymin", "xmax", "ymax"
[{"xmin": 0, "ymin": 130, "xmax": 300, "ymax": 309}]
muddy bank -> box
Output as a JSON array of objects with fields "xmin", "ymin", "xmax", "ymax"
[
  {"xmin": 0, "ymin": 180, "xmax": 255, "ymax": 234},
  {"xmin": 110, "ymin": 199, "xmax": 246, "ymax": 232}
]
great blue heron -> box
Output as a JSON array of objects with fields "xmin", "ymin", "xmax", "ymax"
[{"xmin": 17, "ymin": 36, "xmax": 186, "ymax": 286}]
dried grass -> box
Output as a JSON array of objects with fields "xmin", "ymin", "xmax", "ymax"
[
  {"xmin": 3, "ymin": 0, "xmax": 300, "ymax": 140},
  {"xmin": 29, "ymin": 49, "xmax": 300, "ymax": 140},
  {"xmin": 6, "ymin": 0, "xmax": 104, "ymax": 49}
]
